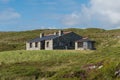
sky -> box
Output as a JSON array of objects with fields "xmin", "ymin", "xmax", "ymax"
[{"xmin": 0, "ymin": 0, "xmax": 120, "ymax": 31}]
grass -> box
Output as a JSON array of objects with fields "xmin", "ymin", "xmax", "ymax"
[
  {"xmin": 0, "ymin": 46, "xmax": 120, "ymax": 80},
  {"xmin": 0, "ymin": 50, "xmax": 93, "ymax": 64},
  {"xmin": 0, "ymin": 28, "xmax": 120, "ymax": 80}
]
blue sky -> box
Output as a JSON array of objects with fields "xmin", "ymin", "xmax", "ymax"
[{"xmin": 0, "ymin": 0, "xmax": 120, "ymax": 31}]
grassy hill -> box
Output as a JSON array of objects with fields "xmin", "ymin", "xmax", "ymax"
[
  {"xmin": 0, "ymin": 28, "xmax": 120, "ymax": 51},
  {"xmin": 0, "ymin": 28, "xmax": 120, "ymax": 80}
]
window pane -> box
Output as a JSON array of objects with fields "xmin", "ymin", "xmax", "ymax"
[
  {"xmin": 47, "ymin": 42, "xmax": 49, "ymax": 47},
  {"xmin": 30, "ymin": 43, "xmax": 32, "ymax": 48}
]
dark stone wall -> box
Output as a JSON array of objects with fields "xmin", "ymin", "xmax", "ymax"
[{"xmin": 53, "ymin": 32, "xmax": 82, "ymax": 49}]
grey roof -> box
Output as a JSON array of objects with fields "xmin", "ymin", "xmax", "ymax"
[
  {"xmin": 76, "ymin": 39, "xmax": 95, "ymax": 42},
  {"xmin": 27, "ymin": 35, "xmax": 59, "ymax": 43}
]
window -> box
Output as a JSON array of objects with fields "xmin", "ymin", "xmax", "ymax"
[
  {"xmin": 35, "ymin": 42, "xmax": 38, "ymax": 47},
  {"xmin": 78, "ymin": 42, "xmax": 83, "ymax": 48},
  {"xmin": 46, "ymin": 42, "xmax": 49, "ymax": 47},
  {"xmin": 30, "ymin": 43, "xmax": 32, "ymax": 48}
]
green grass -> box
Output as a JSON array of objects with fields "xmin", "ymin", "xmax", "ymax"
[
  {"xmin": 0, "ymin": 28, "xmax": 120, "ymax": 80},
  {"xmin": 0, "ymin": 46, "xmax": 120, "ymax": 80},
  {"xmin": 0, "ymin": 50, "xmax": 92, "ymax": 64}
]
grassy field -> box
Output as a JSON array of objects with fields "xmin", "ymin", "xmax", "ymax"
[
  {"xmin": 0, "ymin": 46, "xmax": 120, "ymax": 80},
  {"xmin": 0, "ymin": 28, "xmax": 120, "ymax": 80}
]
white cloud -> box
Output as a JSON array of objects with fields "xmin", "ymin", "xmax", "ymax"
[
  {"xmin": 62, "ymin": 13, "xmax": 81, "ymax": 26},
  {"xmin": 62, "ymin": 0, "xmax": 120, "ymax": 29},
  {"xmin": 0, "ymin": 8, "xmax": 21, "ymax": 21},
  {"xmin": 90, "ymin": 0, "xmax": 120, "ymax": 24},
  {"xmin": 0, "ymin": 8, "xmax": 21, "ymax": 25}
]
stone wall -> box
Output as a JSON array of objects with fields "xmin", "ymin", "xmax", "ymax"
[
  {"xmin": 53, "ymin": 32, "xmax": 82, "ymax": 50},
  {"xmin": 26, "ymin": 42, "xmax": 41, "ymax": 50},
  {"xmin": 45, "ymin": 40, "xmax": 53, "ymax": 50}
]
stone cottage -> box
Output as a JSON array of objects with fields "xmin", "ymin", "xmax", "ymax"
[{"xmin": 26, "ymin": 30, "xmax": 95, "ymax": 50}]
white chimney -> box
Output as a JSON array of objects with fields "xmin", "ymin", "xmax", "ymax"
[
  {"xmin": 58, "ymin": 30, "xmax": 63, "ymax": 36},
  {"xmin": 40, "ymin": 33, "xmax": 44, "ymax": 38}
]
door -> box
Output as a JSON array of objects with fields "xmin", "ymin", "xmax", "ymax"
[{"xmin": 40, "ymin": 41, "xmax": 45, "ymax": 49}]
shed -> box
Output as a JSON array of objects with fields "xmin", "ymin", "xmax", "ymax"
[{"xmin": 75, "ymin": 38, "xmax": 95, "ymax": 50}]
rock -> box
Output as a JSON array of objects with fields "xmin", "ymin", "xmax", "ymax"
[
  {"xmin": 115, "ymin": 69, "xmax": 120, "ymax": 77},
  {"xmin": 89, "ymin": 65, "xmax": 96, "ymax": 69},
  {"xmin": 82, "ymin": 61, "xmax": 104, "ymax": 70},
  {"xmin": 98, "ymin": 65, "xmax": 103, "ymax": 69}
]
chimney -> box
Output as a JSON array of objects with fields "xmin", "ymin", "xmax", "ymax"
[
  {"xmin": 58, "ymin": 30, "xmax": 63, "ymax": 36},
  {"xmin": 40, "ymin": 33, "xmax": 44, "ymax": 38},
  {"xmin": 54, "ymin": 32, "xmax": 58, "ymax": 35}
]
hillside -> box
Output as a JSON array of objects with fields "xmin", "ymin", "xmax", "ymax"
[
  {"xmin": 0, "ymin": 28, "xmax": 120, "ymax": 80},
  {"xmin": 0, "ymin": 28, "xmax": 120, "ymax": 51}
]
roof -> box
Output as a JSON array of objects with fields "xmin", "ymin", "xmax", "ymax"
[
  {"xmin": 27, "ymin": 31, "xmax": 73, "ymax": 43},
  {"xmin": 27, "ymin": 31, "xmax": 81, "ymax": 43},
  {"xmin": 75, "ymin": 39, "xmax": 95, "ymax": 42},
  {"xmin": 27, "ymin": 35, "xmax": 59, "ymax": 43}
]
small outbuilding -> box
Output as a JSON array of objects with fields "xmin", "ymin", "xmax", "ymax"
[{"xmin": 75, "ymin": 38, "xmax": 95, "ymax": 50}]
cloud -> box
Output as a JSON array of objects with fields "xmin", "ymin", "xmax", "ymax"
[
  {"xmin": 62, "ymin": 13, "xmax": 80, "ymax": 26},
  {"xmin": 90, "ymin": 0, "xmax": 120, "ymax": 24},
  {"xmin": 0, "ymin": 8, "xmax": 21, "ymax": 24},
  {"xmin": 62, "ymin": 0, "xmax": 120, "ymax": 29},
  {"xmin": 0, "ymin": 0, "xmax": 10, "ymax": 3}
]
